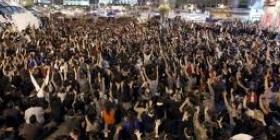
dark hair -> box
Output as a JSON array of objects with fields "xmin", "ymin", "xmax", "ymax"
[
  {"xmin": 29, "ymin": 115, "xmax": 37, "ymax": 124},
  {"xmin": 71, "ymin": 128, "xmax": 80, "ymax": 137},
  {"xmin": 29, "ymin": 98, "xmax": 39, "ymax": 107},
  {"xmin": 54, "ymin": 135, "xmax": 71, "ymax": 140}
]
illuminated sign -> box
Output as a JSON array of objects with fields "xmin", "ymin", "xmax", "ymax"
[
  {"xmin": 63, "ymin": 0, "xmax": 89, "ymax": 5},
  {"xmin": 98, "ymin": 0, "xmax": 137, "ymax": 5},
  {"xmin": 38, "ymin": 0, "xmax": 51, "ymax": 4}
]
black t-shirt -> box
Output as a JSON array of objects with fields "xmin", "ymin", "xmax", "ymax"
[
  {"xmin": 141, "ymin": 114, "xmax": 154, "ymax": 133},
  {"xmin": 11, "ymin": 75, "xmax": 22, "ymax": 88},
  {"xmin": 166, "ymin": 100, "xmax": 181, "ymax": 120},
  {"xmin": 50, "ymin": 97, "xmax": 65, "ymax": 122}
]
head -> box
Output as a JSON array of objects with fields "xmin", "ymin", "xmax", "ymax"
[
  {"xmin": 69, "ymin": 129, "xmax": 80, "ymax": 140},
  {"xmin": 29, "ymin": 115, "xmax": 37, "ymax": 124}
]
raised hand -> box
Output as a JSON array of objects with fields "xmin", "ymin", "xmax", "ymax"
[
  {"xmin": 134, "ymin": 129, "xmax": 142, "ymax": 139},
  {"xmin": 217, "ymin": 116, "xmax": 224, "ymax": 128},
  {"xmin": 207, "ymin": 78, "xmax": 211, "ymax": 85},
  {"xmin": 28, "ymin": 68, "xmax": 34, "ymax": 75},
  {"xmin": 155, "ymin": 119, "xmax": 161, "ymax": 138},
  {"xmin": 155, "ymin": 119, "xmax": 161, "ymax": 127},
  {"xmin": 195, "ymin": 106, "xmax": 200, "ymax": 113},
  {"xmin": 182, "ymin": 111, "xmax": 189, "ymax": 121},
  {"xmin": 116, "ymin": 125, "xmax": 122, "ymax": 133}
]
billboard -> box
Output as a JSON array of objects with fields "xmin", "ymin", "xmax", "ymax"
[
  {"xmin": 98, "ymin": 0, "xmax": 137, "ymax": 5},
  {"xmin": 261, "ymin": 1, "xmax": 280, "ymax": 31},
  {"xmin": 21, "ymin": 0, "xmax": 34, "ymax": 6},
  {"xmin": 37, "ymin": 0, "xmax": 51, "ymax": 4},
  {"xmin": 63, "ymin": 0, "xmax": 89, "ymax": 5}
]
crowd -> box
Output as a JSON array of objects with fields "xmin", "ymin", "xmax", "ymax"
[{"xmin": 0, "ymin": 14, "xmax": 280, "ymax": 140}]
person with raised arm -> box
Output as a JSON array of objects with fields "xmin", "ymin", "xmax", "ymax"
[
  {"xmin": 29, "ymin": 65, "xmax": 50, "ymax": 98},
  {"xmin": 223, "ymin": 89, "xmax": 237, "ymax": 126},
  {"xmin": 140, "ymin": 65, "xmax": 159, "ymax": 96},
  {"xmin": 193, "ymin": 106, "xmax": 207, "ymax": 140}
]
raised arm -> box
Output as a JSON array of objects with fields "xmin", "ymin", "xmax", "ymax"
[
  {"xmin": 244, "ymin": 52, "xmax": 253, "ymax": 73},
  {"xmin": 98, "ymin": 74, "xmax": 105, "ymax": 98},
  {"xmin": 266, "ymin": 46, "xmax": 271, "ymax": 62},
  {"xmin": 37, "ymin": 66, "xmax": 50, "ymax": 98},
  {"xmin": 193, "ymin": 106, "xmax": 206, "ymax": 137},
  {"xmin": 223, "ymin": 90, "xmax": 235, "ymax": 126},
  {"xmin": 86, "ymin": 64, "xmax": 94, "ymax": 93},
  {"xmin": 0, "ymin": 61, "xmax": 3, "ymax": 70},
  {"xmin": 204, "ymin": 107, "xmax": 212, "ymax": 123},
  {"xmin": 63, "ymin": 62, "xmax": 68, "ymax": 81},
  {"xmin": 50, "ymin": 69, "xmax": 58, "ymax": 90},
  {"xmin": 259, "ymin": 94, "xmax": 270, "ymax": 114},
  {"xmin": 1, "ymin": 31, "xmax": 7, "ymax": 39},
  {"xmin": 29, "ymin": 69, "xmax": 41, "ymax": 92},
  {"xmin": 156, "ymin": 65, "xmax": 159, "ymax": 81},
  {"xmin": 180, "ymin": 57, "xmax": 189, "ymax": 77},
  {"xmin": 264, "ymin": 71, "xmax": 271, "ymax": 94},
  {"xmin": 207, "ymin": 79, "xmax": 215, "ymax": 102},
  {"xmin": 236, "ymin": 69, "xmax": 248, "ymax": 92},
  {"xmin": 140, "ymin": 67, "xmax": 147, "ymax": 82},
  {"xmin": 73, "ymin": 66, "xmax": 78, "ymax": 80},
  {"xmin": 42, "ymin": 67, "xmax": 50, "ymax": 86},
  {"xmin": 113, "ymin": 125, "xmax": 123, "ymax": 140},
  {"xmin": 179, "ymin": 97, "xmax": 190, "ymax": 113},
  {"xmin": 243, "ymin": 95, "xmax": 248, "ymax": 109},
  {"xmin": 154, "ymin": 119, "xmax": 161, "ymax": 138},
  {"xmin": 141, "ymin": 66, "xmax": 150, "ymax": 82},
  {"xmin": 134, "ymin": 130, "xmax": 142, "ymax": 140},
  {"xmin": 206, "ymin": 56, "xmax": 213, "ymax": 71},
  {"xmin": 223, "ymin": 91, "xmax": 232, "ymax": 112}
]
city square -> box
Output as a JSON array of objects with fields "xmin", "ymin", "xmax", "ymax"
[{"xmin": 0, "ymin": 0, "xmax": 280, "ymax": 140}]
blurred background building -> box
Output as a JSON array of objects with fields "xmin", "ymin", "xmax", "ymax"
[{"xmin": 7, "ymin": 0, "xmax": 243, "ymax": 7}]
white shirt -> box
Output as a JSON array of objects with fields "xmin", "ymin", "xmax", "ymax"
[
  {"xmin": 148, "ymin": 80, "xmax": 158, "ymax": 94},
  {"xmin": 231, "ymin": 133, "xmax": 253, "ymax": 140},
  {"xmin": 143, "ymin": 53, "xmax": 151, "ymax": 65},
  {"xmin": 24, "ymin": 107, "xmax": 45, "ymax": 124},
  {"xmin": 57, "ymin": 92, "xmax": 67, "ymax": 102}
]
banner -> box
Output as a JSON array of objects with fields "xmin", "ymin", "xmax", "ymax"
[
  {"xmin": 261, "ymin": 1, "xmax": 280, "ymax": 31},
  {"xmin": 63, "ymin": 0, "xmax": 89, "ymax": 5},
  {"xmin": 98, "ymin": 0, "xmax": 137, "ymax": 5},
  {"xmin": 180, "ymin": 13, "xmax": 207, "ymax": 22},
  {"xmin": 38, "ymin": 0, "xmax": 51, "ymax": 4}
]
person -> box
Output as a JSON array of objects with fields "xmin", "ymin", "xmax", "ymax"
[
  {"xmin": 24, "ymin": 100, "xmax": 45, "ymax": 125},
  {"xmin": 69, "ymin": 128, "xmax": 81, "ymax": 140},
  {"xmin": 21, "ymin": 115, "xmax": 43, "ymax": 140}
]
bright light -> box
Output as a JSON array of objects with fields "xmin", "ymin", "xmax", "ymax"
[
  {"xmin": 189, "ymin": 4, "xmax": 194, "ymax": 12},
  {"xmin": 275, "ymin": 1, "xmax": 280, "ymax": 15},
  {"xmin": 249, "ymin": 0, "xmax": 265, "ymax": 21},
  {"xmin": 218, "ymin": 4, "xmax": 225, "ymax": 8}
]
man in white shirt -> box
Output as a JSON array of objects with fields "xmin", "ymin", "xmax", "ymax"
[
  {"xmin": 230, "ymin": 133, "xmax": 253, "ymax": 140},
  {"xmin": 24, "ymin": 106, "xmax": 45, "ymax": 124}
]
